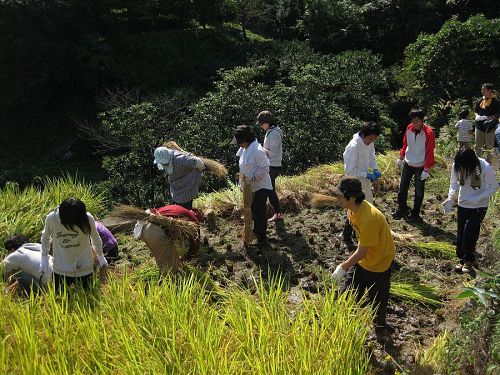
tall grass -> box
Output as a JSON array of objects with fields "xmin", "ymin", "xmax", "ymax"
[
  {"xmin": 0, "ymin": 274, "xmax": 372, "ymax": 374},
  {"xmin": 0, "ymin": 176, "xmax": 104, "ymax": 250}
]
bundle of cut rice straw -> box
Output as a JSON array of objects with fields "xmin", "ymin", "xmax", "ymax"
[
  {"xmin": 163, "ymin": 140, "xmax": 228, "ymax": 178},
  {"xmin": 311, "ymin": 193, "xmax": 338, "ymax": 209},
  {"xmin": 106, "ymin": 205, "xmax": 198, "ymax": 243},
  {"xmin": 241, "ymin": 182, "xmax": 255, "ymax": 244}
]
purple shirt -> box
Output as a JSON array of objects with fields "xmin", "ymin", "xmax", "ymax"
[{"xmin": 96, "ymin": 222, "xmax": 117, "ymax": 254}]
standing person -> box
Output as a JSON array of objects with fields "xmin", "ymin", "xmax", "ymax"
[
  {"xmin": 455, "ymin": 109, "xmax": 474, "ymax": 150},
  {"xmin": 442, "ymin": 149, "xmax": 498, "ymax": 274},
  {"xmin": 232, "ymin": 125, "xmax": 273, "ymax": 246},
  {"xmin": 331, "ymin": 177, "xmax": 396, "ymax": 331},
  {"xmin": 257, "ymin": 110, "xmax": 284, "ymax": 222},
  {"xmin": 153, "ymin": 146, "xmax": 205, "ymax": 210},
  {"xmin": 40, "ymin": 198, "xmax": 108, "ymax": 291},
  {"xmin": 1, "ymin": 234, "xmax": 53, "ymax": 294},
  {"xmin": 474, "ymin": 83, "xmax": 499, "ymax": 160},
  {"xmin": 96, "ymin": 222, "xmax": 118, "ymax": 259},
  {"xmin": 342, "ymin": 122, "xmax": 382, "ymax": 250},
  {"xmin": 393, "ymin": 109, "xmax": 435, "ymax": 221}
]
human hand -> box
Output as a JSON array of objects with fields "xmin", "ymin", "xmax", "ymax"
[
  {"xmin": 396, "ymin": 158, "xmax": 404, "ymax": 171},
  {"xmin": 442, "ymin": 198, "xmax": 453, "ymax": 214},
  {"xmin": 373, "ymin": 169, "xmax": 382, "ymax": 179},
  {"xmin": 367, "ymin": 172, "xmax": 377, "ymax": 182},
  {"xmin": 420, "ymin": 171, "xmax": 430, "ymax": 181},
  {"xmin": 332, "ymin": 264, "xmax": 347, "ymax": 283},
  {"xmin": 39, "ymin": 255, "xmax": 49, "ymax": 276}
]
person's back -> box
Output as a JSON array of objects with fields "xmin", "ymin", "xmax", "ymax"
[
  {"xmin": 169, "ymin": 151, "xmax": 202, "ymax": 204},
  {"xmin": 455, "ymin": 119, "xmax": 474, "ymax": 142},
  {"xmin": 2, "ymin": 243, "xmax": 53, "ymax": 283}
]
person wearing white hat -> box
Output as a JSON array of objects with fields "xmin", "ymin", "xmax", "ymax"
[{"xmin": 153, "ymin": 146, "xmax": 205, "ymax": 209}]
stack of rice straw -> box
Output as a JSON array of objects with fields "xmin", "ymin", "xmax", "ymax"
[
  {"xmin": 163, "ymin": 140, "xmax": 228, "ymax": 178},
  {"xmin": 242, "ymin": 182, "xmax": 255, "ymax": 244},
  {"xmin": 106, "ymin": 205, "xmax": 198, "ymax": 256}
]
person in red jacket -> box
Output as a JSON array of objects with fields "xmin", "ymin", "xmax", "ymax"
[{"xmin": 393, "ymin": 109, "xmax": 435, "ymax": 221}]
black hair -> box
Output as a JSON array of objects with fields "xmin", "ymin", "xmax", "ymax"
[
  {"xmin": 359, "ymin": 122, "xmax": 381, "ymax": 137},
  {"xmin": 408, "ymin": 109, "xmax": 426, "ymax": 121},
  {"xmin": 454, "ymin": 149, "xmax": 480, "ymax": 178},
  {"xmin": 482, "ymin": 83, "xmax": 494, "ymax": 91},
  {"xmin": 459, "ymin": 109, "xmax": 469, "ymax": 119},
  {"xmin": 235, "ymin": 125, "xmax": 256, "ymax": 144},
  {"xmin": 59, "ymin": 197, "xmax": 91, "ymax": 234},
  {"xmin": 342, "ymin": 192, "xmax": 365, "ymax": 204},
  {"xmin": 4, "ymin": 234, "xmax": 28, "ymax": 252}
]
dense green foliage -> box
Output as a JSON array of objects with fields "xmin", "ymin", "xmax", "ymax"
[{"xmin": 397, "ymin": 15, "xmax": 500, "ymax": 107}]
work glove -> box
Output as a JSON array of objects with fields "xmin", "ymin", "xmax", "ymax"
[
  {"xmin": 442, "ymin": 198, "xmax": 454, "ymax": 214},
  {"xmin": 39, "ymin": 255, "xmax": 49, "ymax": 276},
  {"xmin": 475, "ymin": 115, "xmax": 488, "ymax": 122},
  {"xmin": 420, "ymin": 171, "xmax": 430, "ymax": 181},
  {"xmin": 97, "ymin": 255, "xmax": 108, "ymax": 268},
  {"xmin": 396, "ymin": 158, "xmax": 404, "ymax": 171},
  {"xmin": 366, "ymin": 172, "xmax": 377, "ymax": 182},
  {"xmin": 332, "ymin": 264, "xmax": 347, "ymax": 283},
  {"xmin": 373, "ymin": 169, "xmax": 382, "ymax": 179}
]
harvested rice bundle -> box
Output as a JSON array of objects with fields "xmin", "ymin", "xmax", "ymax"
[
  {"xmin": 311, "ymin": 193, "xmax": 338, "ymax": 209},
  {"xmin": 107, "ymin": 205, "xmax": 198, "ymax": 243},
  {"xmin": 241, "ymin": 182, "xmax": 255, "ymax": 244},
  {"xmin": 163, "ymin": 140, "xmax": 228, "ymax": 178}
]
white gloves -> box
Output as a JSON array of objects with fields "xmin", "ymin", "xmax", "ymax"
[
  {"xmin": 475, "ymin": 115, "xmax": 488, "ymax": 121},
  {"xmin": 97, "ymin": 255, "xmax": 108, "ymax": 268},
  {"xmin": 420, "ymin": 171, "xmax": 430, "ymax": 180},
  {"xmin": 332, "ymin": 264, "xmax": 347, "ymax": 283},
  {"xmin": 396, "ymin": 158, "xmax": 404, "ymax": 170},
  {"xmin": 39, "ymin": 255, "xmax": 49, "ymax": 276},
  {"xmin": 442, "ymin": 198, "xmax": 454, "ymax": 214}
]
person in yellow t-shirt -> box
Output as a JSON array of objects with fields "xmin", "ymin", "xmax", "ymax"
[{"xmin": 331, "ymin": 176, "xmax": 396, "ymax": 329}]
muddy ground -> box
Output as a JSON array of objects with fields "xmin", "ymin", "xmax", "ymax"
[{"xmin": 111, "ymin": 188, "xmax": 498, "ymax": 374}]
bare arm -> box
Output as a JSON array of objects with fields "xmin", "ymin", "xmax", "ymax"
[{"xmin": 341, "ymin": 246, "xmax": 368, "ymax": 270}]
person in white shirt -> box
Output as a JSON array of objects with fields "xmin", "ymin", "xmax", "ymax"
[
  {"xmin": 257, "ymin": 110, "xmax": 284, "ymax": 222},
  {"xmin": 1, "ymin": 234, "xmax": 53, "ymax": 294},
  {"xmin": 231, "ymin": 125, "xmax": 273, "ymax": 245},
  {"xmin": 454, "ymin": 108, "xmax": 474, "ymax": 150},
  {"xmin": 342, "ymin": 122, "xmax": 382, "ymax": 250},
  {"xmin": 41, "ymin": 197, "xmax": 108, "ymax": 291},
  {"xmin": 442, "ymin": 149, "xmax": 498, "ymax": 274}
]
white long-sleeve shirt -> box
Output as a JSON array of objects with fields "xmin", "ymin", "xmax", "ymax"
[
  {"xmin": 448, "ymin": 158, "xmax": 498, "ymax": 209},
  {"xmin": 1, "ymin": 243, "xmax": 53, "ymax": 285},
  {"xmin": 263, "ymin": 126, "xmax": 283, "ymax": 167},
  {"xmin": 343, "ymin": 133, "xmax": 379, "ymax": 177},
  {"xmin": 237, "ymin": 140, "xmax": 273, "ymax": 192},
  {"xmin": 41, "ymin": 208, "xmax": 104, "ymax": 277}
]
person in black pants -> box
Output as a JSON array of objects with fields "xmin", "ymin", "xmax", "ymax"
[
  {"xmin": 232, "ymin": 125, "xmax": 273, "ymax": 245},
  {"xmin": 257, "ymin": 110, "xmax": 284, "ymax": 222}
]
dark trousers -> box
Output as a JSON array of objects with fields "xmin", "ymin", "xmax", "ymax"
[
  {"xmin": 53, "ymin": 273, "xmax": 93, "ymax": 292},
  {"xmin": 341, "ymin": 264, "xmax": 392, "ymax": 327},
  {"xmin": 173, "ymin": 200, "xmax": 193, "ymax": 210},
  {"xmin": 397, "ymin": 162, "xmax": 426, "ymax": 215},
  {"xmin": 456, "ymin": 206, "xmax": 487, "ymax": 262},
  {"xmin": 268, "ymin": 166, "xmax": 282, "ymax": 214},
  {"xmin": 343, "ymin": 219, "xmax": 355, "ymax": 244},
  {"xmin": 252, "ymin": 189, "xmax": 269, "ymax": 241}
]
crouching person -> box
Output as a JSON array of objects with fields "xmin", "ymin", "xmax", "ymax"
[
  {"xmin": 1, "ymin": 234, "xmax": 53, "ymax": 294},
  {"xmin": 331, "ymin": 177, "xmax": 396, "ymax": 331},
  {"xmin": 132, "ymin": 205, "xmax": 200, "ymax": 275}
]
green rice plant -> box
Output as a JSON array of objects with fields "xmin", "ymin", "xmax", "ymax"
[
  {"xmin": 413, "ymin": 241, "xmax": 455, "ymax": 260},
  {"xmin": 0, "ymin": 176, "xmax": 104, "ymax": 251},
  {"xmin": 416, "ymin": 329, "xmax": 450, "ymax": 372},
  {"xmin": 194, "ymin": 182, "xmax": 242, "ymax": 215},
  {"xmin": 390, "ymin": 281, "xmax": 444, "ymax": 306},
  {"xmin": 0, "ymin": 273, "xmax": 372, "ymax": 374}
]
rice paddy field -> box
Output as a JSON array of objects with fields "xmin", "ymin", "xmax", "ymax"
[{"xmin": 0, "ymin": 153, "xmax": 498, "ymax": 374}]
